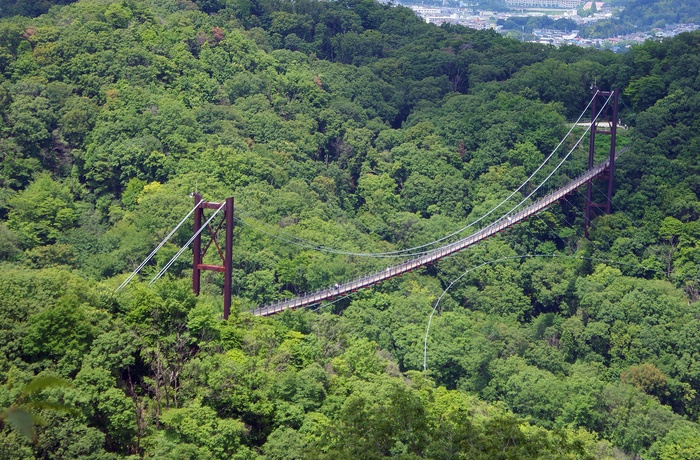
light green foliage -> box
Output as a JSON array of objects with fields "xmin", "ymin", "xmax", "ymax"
[
  {"xmin": 648, "ymin": 424, "xmax": 700, "ymax": 460},
  {"xmin": 273, "ymin": 331, "xmax": 322, "ymax": 371},
  {"xmin": 159, "ymin": 400, "xmax": 246, "ymax": 459},
  {"xmin": 7, "ymin": 174, "xmax": 76, "ymax": 249},
  {"xmin": 0, "ymin": 266, "xmax": 97, "ymax": 379},
  {"xmin": 263, "ymin": 426, "xmax": 307, "ymax": 460},
  {"xmin": 325, "ymin": 376, "xmax": 428, "ymax": 458},
  {"xmin": 104, "ymin": 2, "xmax": 133, "ymax": 29},
  {"xmin": 34, "ymin": 414, "xmax": 113, "ymax": 459},
  {"xmin": 500, "ymin": 364, "xmax": 566, "ymax": 428},
  {"xmin": 602, "ymin": 383, "xmax": 680, "ymax": 454},
  {"xmin": 24, "ymin": 243, "xmax": 77, "ymax": 269},
  {"xmin": 0, "ymin": 374, "xmax": 74, "ymax": 442},
  {"xmin": 557, "ymin": 363, "xmax": 607, "ymax": 432},
  {"xmin": 23, "ymin": 294, "xmax": 94, "ymax": 366}
]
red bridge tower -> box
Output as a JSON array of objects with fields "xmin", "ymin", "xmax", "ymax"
[
  {"xmin": 584, "ymin": 87, "xmax": 620, "ymax": 237},
  {"xmin": 192, "ymin": 194, "xmax": 234, "ymax": 320}
]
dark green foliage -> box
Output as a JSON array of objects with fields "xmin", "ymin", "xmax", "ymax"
[{"xmin": 0, "ymin": 0, "xmax": 78, "ymax": 19}]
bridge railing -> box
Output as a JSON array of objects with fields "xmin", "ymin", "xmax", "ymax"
[{"xmin": 253, "ymin": 155, "xmax": 614, "ymax": 316}]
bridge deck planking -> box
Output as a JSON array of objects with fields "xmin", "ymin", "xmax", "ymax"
[{"xmin": 252, "ymin": 157, "xmax": 613, "ymax": 317}]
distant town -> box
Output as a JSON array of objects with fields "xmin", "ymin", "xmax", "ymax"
[{"xmin": 398, "ymin": 0, "xmax": 699, "ymax": 50}]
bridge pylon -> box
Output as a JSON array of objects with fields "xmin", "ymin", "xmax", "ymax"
[
  {"xmin": 192, "ymin": 193, "xmax": 234, "ymax": 320},
  {"xmin": 584, "ymin": 87, "xmax": 619, "ymax": 238}
]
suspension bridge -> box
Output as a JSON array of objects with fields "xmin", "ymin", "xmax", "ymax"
[
  {"xmin": 117, "ymin": 87, "xmax": 622, "ymax": 319},
  {"xmin": 253, "ymin": 153, "xmax": 616, "ymax": 316}
]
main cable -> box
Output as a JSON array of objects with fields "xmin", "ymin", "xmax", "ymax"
[
  {"xmin": 256, "ymin": 126, "xmax": 617, "ymax": 315},
  {"xmin": 234, "ymin": 92, "xmax": 601, "ymax": 258},
  {"xmin": 494, "ymin": 92, "xmax": 614, "ymax": 228}
]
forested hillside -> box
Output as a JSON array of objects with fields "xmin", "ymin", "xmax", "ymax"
[
  {"xmin": 0, "ymin": 0, "xmax": 78, "ymax": 19},
  {"xmin": 582, "ymin": 0, "xmax": 700, "ymax": 37},
  {"xmin": 2, "ymin": 0, "xmax": 700, "ymax": 458}
]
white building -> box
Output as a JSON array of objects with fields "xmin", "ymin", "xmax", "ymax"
[
  {"xmin": 411, "ymin": 6, "xmax": 441, "ymax": 15},
  {"xmin": 505, "ymin": 0, "xmax": 584, "ymax": 8}
]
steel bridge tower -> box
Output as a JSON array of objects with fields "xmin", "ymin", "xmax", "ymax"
[
  {"xmin": 584, "ymin": 87, "xmax": 619, "ymax": 237},
  {"xmin": 192, "ymin": 194, "xmax": 234, "ymax": 320}
]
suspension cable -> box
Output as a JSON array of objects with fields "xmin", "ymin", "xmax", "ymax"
[
  {"xmin": 116, "ymin": 199, "xmax": 203, "ymax": 292},
  {"xmin": 149, "ymin": 201, "xmax": 226, "ymax": 285},
  {"xmin": 239, "ymin": 92, "xmax": 612, "ymax": 261},
  {"xmin": 495, "ymin": 92, "xmax": 614, "ymax": 224},
  {"xmin": 234, "ymin": 92, "xmax": 602, "ymax": 259}
]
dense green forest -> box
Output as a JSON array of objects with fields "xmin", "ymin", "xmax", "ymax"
[
  {"xmin": 498, "ymin": 0, "xmax": 700, "ymax": 38},
  {"xmin": 0, "ymin": 0, "xmax": 77, "ymax": 19},
  {"xmin": 2, "ymin": 0, "xmax": 700, "ymax": 458},
  {"xmin": 581, "ymin": 0, "xmax": 700, "ymax": 38}
]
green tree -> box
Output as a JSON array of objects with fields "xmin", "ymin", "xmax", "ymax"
[
  {"xmin": 158, "ymin": 399, "xmax": 248, "ymax": 459},
  {"xmin": 0, "ymin": 375, "xmax": 73, "ymax": 441},
  {"xmin": 6, "ymin": 173, "xmax": 75, "ymax": 249}
]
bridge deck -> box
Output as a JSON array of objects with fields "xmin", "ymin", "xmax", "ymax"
[{"xmin": 253, "ymin": 158, "xmax": 612, "ymax": 316}]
